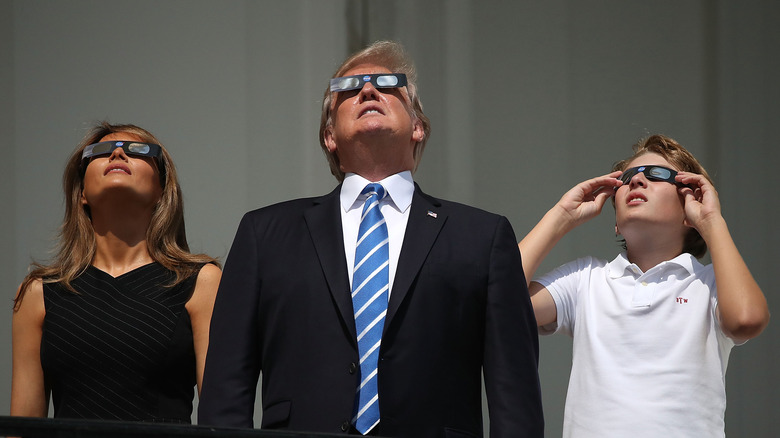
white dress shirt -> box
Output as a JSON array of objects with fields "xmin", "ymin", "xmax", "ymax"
[{"xmin": 340, "ymin": 171, "xmax": 414, "ymax": 296}]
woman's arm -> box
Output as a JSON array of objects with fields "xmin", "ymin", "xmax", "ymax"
[
  {"xmin": 11, "ymin": 279, "xmax": 48, "ymax": 417},
  {"xmin": 186, "ymin": 263, "xmax": 222, "ymax": 395}
]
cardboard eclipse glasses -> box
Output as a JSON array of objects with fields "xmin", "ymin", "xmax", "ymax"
[
  {"xmin": 618, "ymin": 165, "xmax": 689, "ymax": 188},
  {"xmin": 329, "ymin": 73, "xmax": 407, "ymax": 92}
]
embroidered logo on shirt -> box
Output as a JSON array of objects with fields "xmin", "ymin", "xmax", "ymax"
[{"xmin": 676, "ymin": 297, "xmax": 688, "ymax": 304}]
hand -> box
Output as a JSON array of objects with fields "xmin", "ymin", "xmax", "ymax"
[
  {"xmin": 676, "ymin": 171, "xmax": 723, "ymax": 232},
  {"xmin": 554, "ymin": 171, "xmax": 623, "ymax": 227},
  {"xmin": 519, "ymin": 171, "xmax": 623, "ymax": 286}
]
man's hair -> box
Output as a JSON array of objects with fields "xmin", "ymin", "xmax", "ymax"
[
  {"xmin": 319, "ymin": 40, "xmax": 431, "ymax": 182},
  {"xmin": 15, "ymin": 121, "xmax": 218, "ymax": 310},
  {"xmin": 612, "ymin": 134, "xmax": 713, "ymax": 259}
]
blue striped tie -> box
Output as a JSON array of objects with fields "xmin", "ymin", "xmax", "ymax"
[{"xmin": 352, "ymin": 183, "xmax": 389, "ymax": 434}]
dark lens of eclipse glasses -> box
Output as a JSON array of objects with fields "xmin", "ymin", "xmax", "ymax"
[{"xmin": 619, "ymin": 165, "xmax": 678, "ymax": 185}]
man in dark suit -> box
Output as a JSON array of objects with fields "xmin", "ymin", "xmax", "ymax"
[{"xmin": 198, "ymin": 40, "xmax": 543, "ymax": 437}]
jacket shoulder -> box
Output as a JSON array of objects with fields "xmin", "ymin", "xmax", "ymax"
[{"xmin": 241, "ymin": 187, "xmax": 339, "ymax": 221}]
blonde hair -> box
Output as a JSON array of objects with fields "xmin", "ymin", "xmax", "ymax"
[
  {"xmin": 15, "ymin": 122, "xmax": 218, "ymax": 310},
  {"xmin": 612, "ymin": 134, "xmax": 713, "ymax": 258},
  {"xmin": 319, "ymin": 40, "xmax": 431, "ymax": 181}
]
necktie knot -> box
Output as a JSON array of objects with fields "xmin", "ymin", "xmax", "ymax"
[{"xmin": 361, "ymin": 183, "xmax": 387, "ymax": 202}]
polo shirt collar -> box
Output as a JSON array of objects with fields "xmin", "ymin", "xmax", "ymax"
[{"xmin": 607, "ymin": 251, "xmax": 700, "ymax": 279}]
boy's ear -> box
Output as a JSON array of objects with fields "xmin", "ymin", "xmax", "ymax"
[{"xmin": 615, "ymin": 223, "xmax": 620, "ymax": 236}]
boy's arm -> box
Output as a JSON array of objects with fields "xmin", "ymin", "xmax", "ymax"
[
  {"xmin": 528, "ymin": 282, "xmax": 557, "ymax": 326},
  {"xmin": 519, "ymin": 171, "xmax": 622, "ymax": 324},
  {"xmin": 677, "ymin": 172, "xmax": 770, "ymax": 342}
]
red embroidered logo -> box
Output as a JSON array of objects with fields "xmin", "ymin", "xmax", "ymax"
[{"xmin": 676, "ymin": 297, "xmax": 688, "ymax": 304}]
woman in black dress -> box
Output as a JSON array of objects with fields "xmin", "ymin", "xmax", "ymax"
[{"xmin": 11, "ymin": 122, "xmax": 221, "ymax": 423}]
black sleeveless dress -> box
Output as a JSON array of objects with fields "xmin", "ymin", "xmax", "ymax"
[{"xmin": 41, "ymin": 263, "xmax": 201, "ymax": 423}]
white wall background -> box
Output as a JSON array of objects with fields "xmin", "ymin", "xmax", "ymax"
[{"xmin": 1, "ymin": 1, "xmax": 777, "ymax": 436}]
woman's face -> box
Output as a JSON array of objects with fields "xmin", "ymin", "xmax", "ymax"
[{"xmin": 80, "ymin": 132, "xmax": 163, "ymax": 210}]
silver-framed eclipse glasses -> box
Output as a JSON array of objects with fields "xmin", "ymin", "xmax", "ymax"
[{"xmin": 329, "ymin": 73, "xmax": 407, "ymax": 92}]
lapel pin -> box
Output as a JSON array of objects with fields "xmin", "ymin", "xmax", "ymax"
[{"xmin": 427, "ymin": 210, "xmax": 438, "ymax": 218}]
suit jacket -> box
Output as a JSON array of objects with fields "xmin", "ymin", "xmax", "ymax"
[{"xmin": 198, "ymin": 184, "xmax": 543, "ymax": 437}]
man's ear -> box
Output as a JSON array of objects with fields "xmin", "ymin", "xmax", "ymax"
[
  {"xmin": 411, "ymin": 119, "xmax": 424, "ymax": 143},
  {"xmin": 324, "ymin": 127, "xmax": 337, "ymax": 153}
]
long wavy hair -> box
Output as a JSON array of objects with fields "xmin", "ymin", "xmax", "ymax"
[
  {"xmin": 15, "ymin": 122, "xmax": 219, "ymax": 310},
  {"xmin": 612, "ymin": 134, "xmax": 714, "ymax": 259}
]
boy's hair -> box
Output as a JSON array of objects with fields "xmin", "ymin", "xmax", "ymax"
[{"xmin": 612, "ymin": 134, "xmax": 713, "ymax": 259}]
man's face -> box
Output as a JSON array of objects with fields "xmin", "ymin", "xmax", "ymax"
[{"xmin": 324, "ymin": 63, "xmax": 424, "ymax": 176}]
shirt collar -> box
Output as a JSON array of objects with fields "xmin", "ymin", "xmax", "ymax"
[
  {"xmin": 607, "ymin": 251, "xmax": 700, "ymax": 279},
  {"xmin": 340, "ymin": 171, "xmax": 414, "ymax": 213}
]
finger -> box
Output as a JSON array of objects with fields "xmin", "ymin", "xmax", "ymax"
[
  {"xmin": 589, "ymin": 173, "xmax": 623, "ymax": 195},
  {"xmin": 694, "ymin": 187, "xmax": 704, "ymax": 202},
  {"xmin": 593, "ymin": 189, "xmax": 615, "ymax": 207},
  {"xmin": 677, "ymin": 185, "xmax": 695, "ymax": 198},
  {"xmin": 676, "ymin": 171, "xmax": 710, "ymax": 188}
]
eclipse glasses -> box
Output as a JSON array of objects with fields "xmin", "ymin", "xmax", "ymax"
[
  {"xmin": 329, "ymin": 73, "xmax": 407, "ymax": 92},
  {"xmin": 618, "ymin": 165, "xmax": 686, "ymax": 187},
  {"xmin": 81, "ymin": 140, "xmax": 165, "ymax": 185},
  {"xmin": 82, "ymin": 141, "xmax": 162, "ymax": 161}
]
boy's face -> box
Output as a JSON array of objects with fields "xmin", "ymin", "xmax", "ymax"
[{"xmin": 614, "ymin": 152, "xmax": 687, "ymax": 247}]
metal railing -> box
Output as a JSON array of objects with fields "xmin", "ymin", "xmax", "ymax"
[{"xmin": 0, "ymin": 416, "xmax": 353, "ymax": 438}]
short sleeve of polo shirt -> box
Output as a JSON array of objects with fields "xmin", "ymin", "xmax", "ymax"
[{"xmin": 534, "ymin": 256, "xmax": 604, "ymax": 337}]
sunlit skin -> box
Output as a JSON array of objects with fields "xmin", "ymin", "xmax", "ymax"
[
  {"xmin": 614, "ymin": 153, "xmax": 689, "ymax": 271},
  {"xmin": 324, "ymin": 63, "xmax": 424, "ymax": 181},
  {"xmin": 80, "ymin": 133, "xmax": 163, "ymax": 276},
  {"xmin": 81, "ymin": 133, "xmax": 163, "ymax": 221}
]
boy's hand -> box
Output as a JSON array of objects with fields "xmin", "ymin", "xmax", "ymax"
[
  {"xmin": 554, "ymin": 171, "xmax": 623, "ymax": 227},
  {"xmin": 676, "ymin": 171, "xmax": 723, "ymax": 232}
]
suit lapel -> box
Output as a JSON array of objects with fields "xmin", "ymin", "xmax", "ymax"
[
  {"xmin": 385, "ymin": 184, "xmax": 446, "ymax": 331},
  {"xmin": 304, "ymin": 186, "xmax": 357, "ymax": 343}
]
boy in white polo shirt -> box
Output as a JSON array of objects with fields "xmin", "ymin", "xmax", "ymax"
[{"xmin": 519, "ymin": 134, "xmax": 769, "ymax": 438}]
